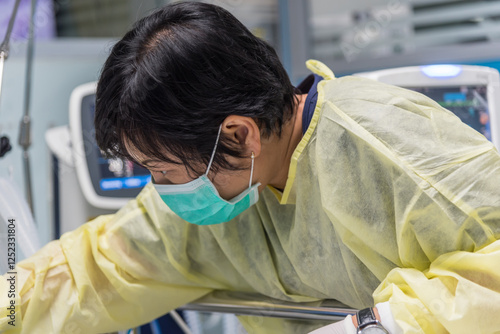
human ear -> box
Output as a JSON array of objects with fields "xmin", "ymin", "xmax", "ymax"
[{"xmin": 221, "ymin": 116, "xmax": 261, "ymax": 158}]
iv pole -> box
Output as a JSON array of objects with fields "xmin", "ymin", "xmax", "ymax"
[
  {"xmin": 0, "ymin": 0, "xmax": 22, "ymax": 159},
  {"xmin": 19, "ymin": 0, "xmax": 38, "ymax": 216},
  {"xmin": 0, "ymin": 0, "xmax": 38, "ymax": 216}
]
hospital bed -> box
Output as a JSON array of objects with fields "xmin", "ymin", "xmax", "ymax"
[
  {"xmin": 180, "ymin": 292, "xmax": 355, "ymax": 322},
  {"xmin": 112, "ymin": 293, "xmax": 356, "ymax": 334}
]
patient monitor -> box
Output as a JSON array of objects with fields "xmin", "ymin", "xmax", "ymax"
[
  {"xmin": 46, "ymin": 82, "xmax": 151, "ymax": 236},
  {"xmin": 69, "ymin": 82, "xmax": 151, "ymax": 209},
  {"xmin": 355, "ymin": 65, "xmax": 500, "ymax": 150}
]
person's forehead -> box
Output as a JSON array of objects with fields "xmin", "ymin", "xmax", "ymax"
[
  {"xmin": 122, "ymin": 138, "xmax": 165, "ymax": 165},
  {"xmin": 122, "ymin": 139, "xmax": 147, "ymax": 162},
  {"xmin": 122, "ymin": 137, "xmax": 186, "ymax": 167}
]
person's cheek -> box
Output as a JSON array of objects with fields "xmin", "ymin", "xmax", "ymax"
[
  {"xmin": 215, "ymin": 174, "xmax": 248, "ymax": 200},
  {"xmin": 151, "ymin": 172, "xmax": 163, "ymax": 183}
]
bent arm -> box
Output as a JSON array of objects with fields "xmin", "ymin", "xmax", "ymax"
[
  {"xmin": 373, "ymin": 239, "xmax": 500, "ymax": 333},
  {"xmin": 320, "ymin": 79, "xmax": 500, "ymax": 333},
  {"xmin": 1, "ymin": 184, "xmax": 213, "ymax": 333}
]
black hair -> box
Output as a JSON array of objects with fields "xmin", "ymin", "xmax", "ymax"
[{"xmin": 95, "ymin": 1, "xmax": 297, "ymax": 174}]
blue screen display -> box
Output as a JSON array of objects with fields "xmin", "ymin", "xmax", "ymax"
[
  {"xmin": 410, "ymin": 86, "xmax": 491, "ymax": 141},
  {"xmin": 96, "ymin": 156, "xmax": 151, "ymax": 192},
  {"xmin": 100, "ymin": 175, "xmax": 151, "ymax": 191},
  {"xmin": 83, "ymin": 94, "xmax": 151, "ymax": 194}
]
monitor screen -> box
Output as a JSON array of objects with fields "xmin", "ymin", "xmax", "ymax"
[
  {"xmin": 80, "ymin": 94, "xmax": 151, "ymax": 198},
  {"xmin": 406, "ymin": 85, "xmax": 492, "ymax": 142}
]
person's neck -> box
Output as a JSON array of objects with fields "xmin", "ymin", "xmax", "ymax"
[{"xmin": 267, "ymin": 93, "xmax": 307, "ymax": 191}]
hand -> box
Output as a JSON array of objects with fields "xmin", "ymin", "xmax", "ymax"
[{"xmin": 307, "ymin": 316, "xmax": 357, "ymax": 334}]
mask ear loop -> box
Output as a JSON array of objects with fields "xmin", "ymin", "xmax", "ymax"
[
  {"xmin": 205, "ymin": 125, "xmax": 223, "ymax": 175},
  {"xmin": 162, "ymin": 126, "xmax": 222, "ymax": 177},
  {"xmin": 249, "ymin": 152, "xmax": 255, "ymax": 188}
]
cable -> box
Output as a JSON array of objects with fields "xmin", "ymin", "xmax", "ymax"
[
  {"xmin": 149, "ymin": 319, "xmax": 163, "ymax": 334},
  {"xmin": 0, "ymin": 0, "xmax": 23, "ymax": 56},
  {"xmin": 0, "ymin": 0, "xmax": 22, "ymax": 115},
  {"xmin": 0, "ymin": 51, "xmax": 6, "ymax": 108},
  {"xmin": 0, "ymin": 0, "xmax": 23, "ymax": 161},
  {"xmin": 170, "ymin": 311, "xmax": 194, "ymax": 334}
]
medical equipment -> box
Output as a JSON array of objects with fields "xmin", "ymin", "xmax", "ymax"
[
  {"xmin": 0, "ymin": 0, "xmax": 22, "ymax": 107},
  {"xmin": 0, "ymin": 0, "xmax": 37, "ymax": 213},
  {"xmin": 354, "ymin": 64, "xmax": 500, "ymax": 150},
  {"xmin": 69, "ymin": 82, "xmax": 151, "ymax": 209},
  {"xmin": 45, "ymin": 82, "xmax": 151, "ymax": 236},
  {"xmin": 180, "ymin": 293, "xmax": 355, "ymax": 322}
]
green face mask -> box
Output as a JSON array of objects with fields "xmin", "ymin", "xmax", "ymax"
[{"xmin": 153, "ymin": 126, "xmax": 260, "ymax": 225}]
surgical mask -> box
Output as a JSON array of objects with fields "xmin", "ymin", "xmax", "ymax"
[{"xmin": 153, "ymin": 126, "xmax": 261, "ymax": 225}]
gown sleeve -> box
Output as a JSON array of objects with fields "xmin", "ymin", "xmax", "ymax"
[
  {"xmin": 323, "ymin": 77, "xmax": 500, "ymax": 333},
  {"xmin": 372, "ymin": 144, "xmax": 500, "ymax": 333},
  {"xmin": 0, "ymin": 183, "xmax": 213, "ymax": 333},
  {"xmin": 373, "ymin": 239, "xmax": 500, "ymax": 333}
]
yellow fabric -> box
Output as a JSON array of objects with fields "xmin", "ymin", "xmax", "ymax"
[
  {"xmin": 282, "ymin": 60, "xmax": 328, "ymax": 204},
  {"xmin": 2, "ymin": 61, "xmax": 500, "ymax": 333}
]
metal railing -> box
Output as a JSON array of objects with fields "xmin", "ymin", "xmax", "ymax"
[
  {"xmin": 114, "ymin": 293, "xmax": 357, "ymax": 334},
  {"xmin": 180, "ymin": 300, "xmax": 356, "ymax": 322}
]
